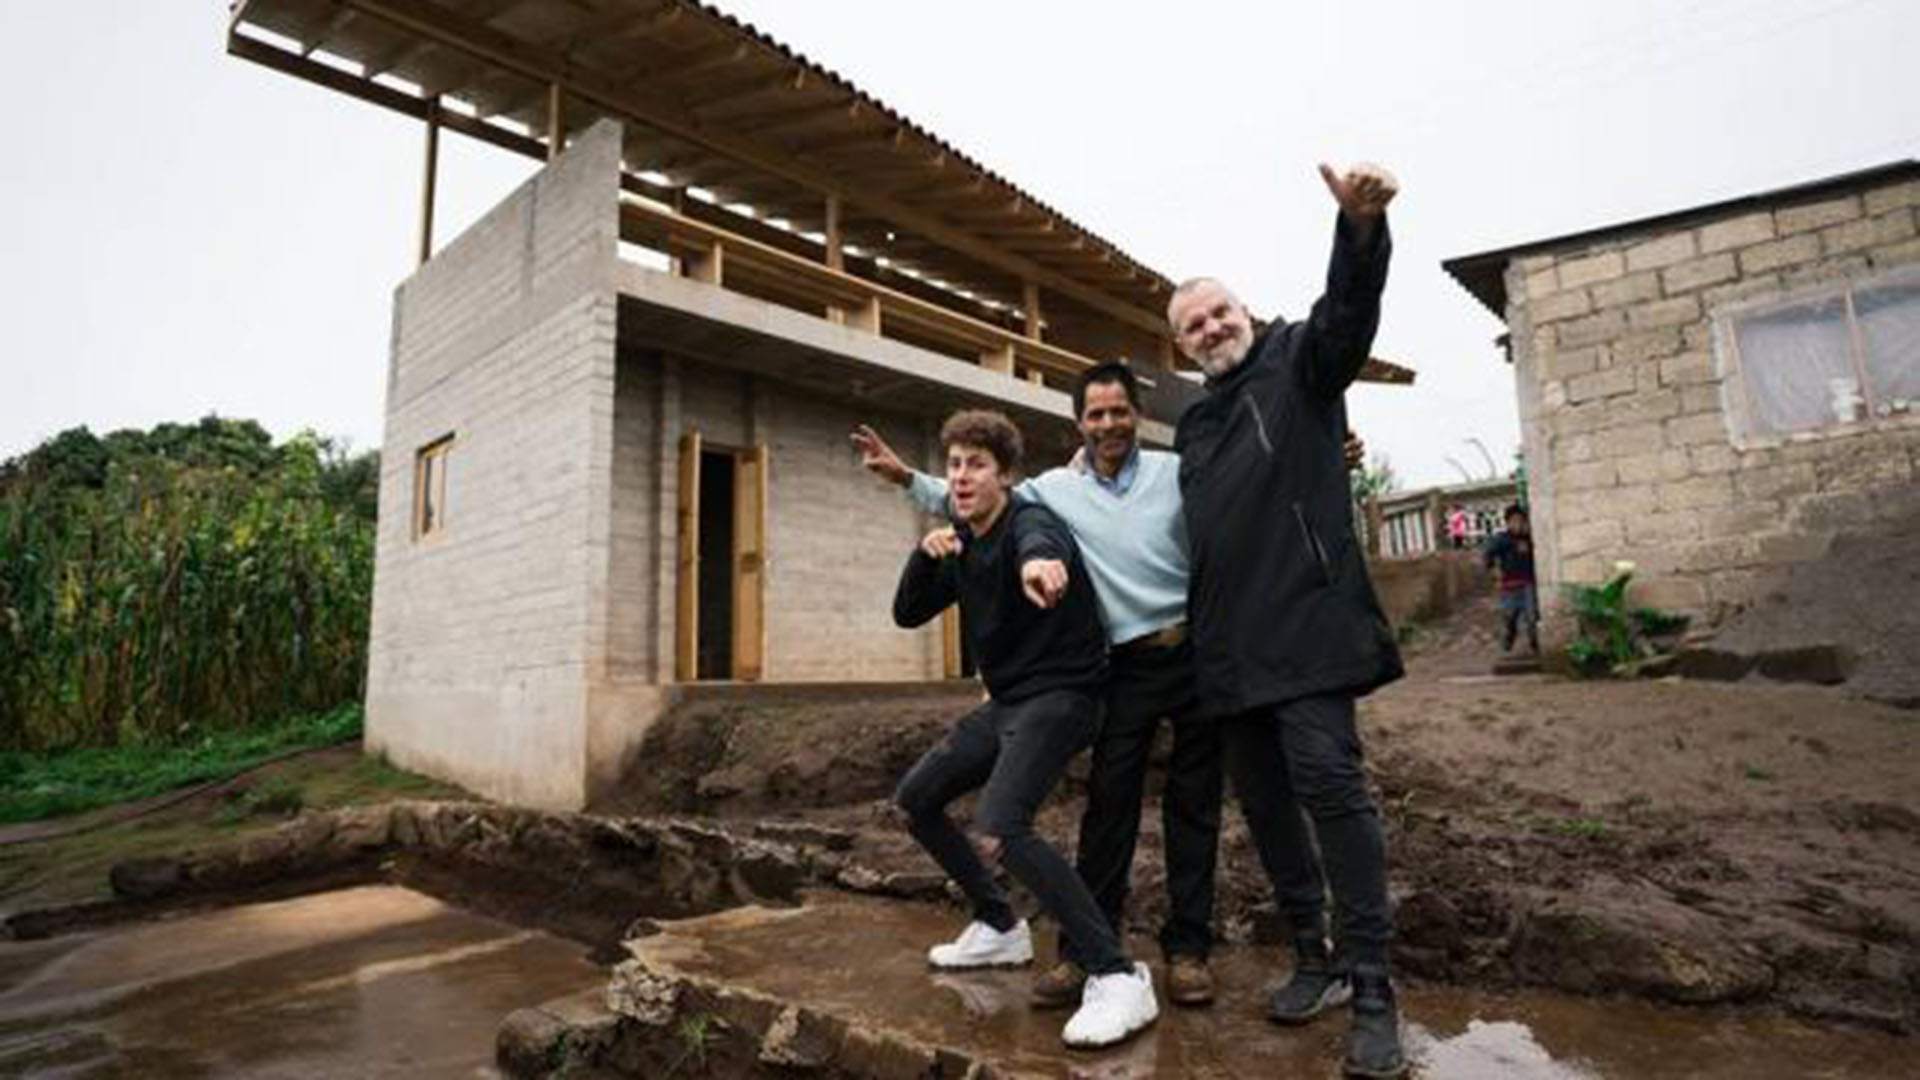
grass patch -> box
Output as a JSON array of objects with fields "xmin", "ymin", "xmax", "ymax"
[
  {"xmin": 1742, "ymin": 763, "xmax": 1777, "ymax": 782},
  {"xmin": 0, "ymin": 705, "xmax": 362, "ymax": 824},
  {"xmin": 1536, "ymin": 816, "xmax": 1612, "ymax": 840}
]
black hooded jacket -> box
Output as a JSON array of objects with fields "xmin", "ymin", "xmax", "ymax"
[{"xmin": 1174, "ymin": 214, "xmax": 1404, "ymax": 718}]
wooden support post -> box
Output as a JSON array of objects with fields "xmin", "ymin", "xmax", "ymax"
[
  {"xmin": 689, "ymin": 241, "xmax": 724, "ymax": 285},
  {"xmin": 824, "ymin": 193, "xmax": 846, "ymax": 323},
  {"xmin": 849, "ymin": 296, "xmax": 881, "ymax": 334},
  {"xmin": 1024, "ymin": 368, "xmax": 1045, "ymax": 386},
  {"xmin": 1365, "ymin": 496, "xmax": 1385, "ymax": 559},
  {"xmin": 824, "ymin": 194, "xmax": 844, "ymax": 271},
  {"xmin": 1023, "ymin": 281, "xmax": 1042, "ymax": 342},
  {"xmin": 981, "ymin": 343, "xmax": 1015, "ymax": 375},
  {"xmin": 416, "ymin": 96, "xmax": 440, "ymax": 267},
  {"xmin": 546, "ymin": 82, "xmax": 564, "ymax": 160}
]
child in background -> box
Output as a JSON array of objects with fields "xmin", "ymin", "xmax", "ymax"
[{"xmin": 1484, "ymin": 504, "xmax": 1538, "ymax": 655}]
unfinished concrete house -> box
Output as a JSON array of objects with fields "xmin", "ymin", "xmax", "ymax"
[
  {"xmin": 1444, "ymin": 163, "xmax": 1920, "ymax": 621},
  {"xmin": 229, "ymin": 0, "xmax": 1412, "ymax": 809}
]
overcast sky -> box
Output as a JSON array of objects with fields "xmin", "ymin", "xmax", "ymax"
[{"xmin": 3, "ymin": 1, "xmax": 1915, "ymax": 488}]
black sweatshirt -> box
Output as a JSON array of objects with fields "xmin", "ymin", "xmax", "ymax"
[{"xmin": 893, "ymin": 500, "xmax": 1107, "ymax": 703}]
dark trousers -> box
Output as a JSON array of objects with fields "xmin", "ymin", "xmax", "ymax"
[
  {"xmin": 1064, "ymin": 639, "xmax": 1221, "ymax": 966},
  {"xmin": 1222, "ymin": 693, "xmax": 1392, "ymax": 968},
  {"xmin": 893, "ymin": 688, "xmax": 1130, "ymax": 975}
]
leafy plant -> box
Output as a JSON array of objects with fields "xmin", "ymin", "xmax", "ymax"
[
  {"xmin": 664, "ymin": 1012, "xmax": 721, "ymax": 1078},
  {"xmin": 1563, "ymin": 565, "xmax": 1689, "ymax": 677}
]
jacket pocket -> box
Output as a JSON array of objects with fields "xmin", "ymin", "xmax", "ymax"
[{"xmin": 1293, "ymin": 502, "xmax": 1335, "ymax": 586}]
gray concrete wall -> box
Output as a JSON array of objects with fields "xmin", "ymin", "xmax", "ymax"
[
  {"xmin": 1504, "ymin": 175, "xmax": 1920, "ymax": 619},
  {"xmin": 367, "ymin": 121, "xmax": 625, "ymax": 810}
]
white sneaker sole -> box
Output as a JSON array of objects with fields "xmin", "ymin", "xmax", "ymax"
[
  {"xmin": 927, "ymin": 954, "xmax": 1034, "ymax": 971},
  {"xmin": 1062, "ymin": 1011, "xmax": 1158, "ymax": 1050}
]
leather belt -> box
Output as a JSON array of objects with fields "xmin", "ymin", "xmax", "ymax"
[{"xmin": 1115, "ymin": 622, "xmax": 1187, "ymax": 655}]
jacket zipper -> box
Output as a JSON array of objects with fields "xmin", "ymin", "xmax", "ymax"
[
  {"xmin": 1293, "ymin": 502, "xmax": 1334, "ymax": 585},
  {"xmin": 1241, "ymin": 395, "xmax": 1274, "ymax": 456}
]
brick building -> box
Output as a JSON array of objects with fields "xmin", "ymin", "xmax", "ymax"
[
  {"xmin": 228, "ymin": 0, "xmax": 1413, "ymax": 807},
  {"xmin": 1445, "ymin": 163, "xmax": 1920, "ymax": 621}
]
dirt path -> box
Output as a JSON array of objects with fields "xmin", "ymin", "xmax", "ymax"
[{"xmin": 604, "ymin": 602, "xmax": 1920, "ymax": 1032}]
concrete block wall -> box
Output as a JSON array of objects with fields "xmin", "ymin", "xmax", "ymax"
[
  {"xmin": 1505, "ymin": 175, "xmax": 1920, "ymax": 619},
  {"xmin": 367, "ymin": 121, "xmax": 625, "ymax": 810}
]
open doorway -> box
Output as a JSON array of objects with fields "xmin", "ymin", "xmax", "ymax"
[
  {"xmin": 696, "ymin": 448, "xmax": 735, "ymax": 679},
  {"xmin": 675, "ymin": 432, "xmax": 767, "ymax": 682}
]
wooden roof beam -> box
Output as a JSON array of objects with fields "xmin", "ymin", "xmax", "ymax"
[
  {"xmin": 629, "ymin": 40, "xmax": 749, "ymax": 88},
  {"xmin": 332, "ymin": 0, "xmax": 1168, "ymax": 337},
  {"xmin": 303, "ymin": 7, "xmax": 359, "ymax": 56},
  {"xmin": 721, "ymin": 95, "xmax": 859, "ymax": 138},
  {"xmin": 552, "ymin": 0, "xmax": 677, "ymax": 55}
]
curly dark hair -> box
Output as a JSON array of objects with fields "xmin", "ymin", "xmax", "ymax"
[{"xmin": 939, "ymin": 410, "xmax": 1023, "ymax": 474}]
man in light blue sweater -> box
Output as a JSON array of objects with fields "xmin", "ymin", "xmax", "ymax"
[{"xmin": 853, "ymin": 363, "xmax": 1224, "ymax": 1008}]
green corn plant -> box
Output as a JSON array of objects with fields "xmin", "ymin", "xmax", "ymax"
[{"xmin": 0, "ymin": 424, "xmax": 376, "ymax": 752}]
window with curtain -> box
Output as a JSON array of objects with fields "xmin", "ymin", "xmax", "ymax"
[{"xmin": 1719, "ymin": 266, "xmax": 1920, "ymax": 444}]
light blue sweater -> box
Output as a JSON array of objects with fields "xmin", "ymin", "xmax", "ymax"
[{"xmin": 907, "ymin": 450, "xmax": 1189, "ymax": 645}]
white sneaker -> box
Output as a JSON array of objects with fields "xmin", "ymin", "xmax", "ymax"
[
  {"xmin": 927, "ymin": 919, "xmax": 1034, "ymax": 970},
  {"xmin": 1062, "ymin": 962, "xmax": 1159, "ymax": 1048}
]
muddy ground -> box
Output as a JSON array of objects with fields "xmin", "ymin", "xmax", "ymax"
[{"xmin": 600, "ymin": 596, "xmax": 1920, "ymax": 1033}]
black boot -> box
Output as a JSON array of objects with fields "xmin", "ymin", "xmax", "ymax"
[
  {"xmin": 1343, "ymin": 965, "xmax": 1407, "ymax": 1078},
  {"xmin": 1268, "ymin": 935, "xmax": 1351, "ymax": 1024}
]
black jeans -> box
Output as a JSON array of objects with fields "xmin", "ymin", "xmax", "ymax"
[
  {"xmin": 893, "ymin": 688, "xmax": 1130, "ymax": 975},
  {"xmin": 1063, "ymin": 638, "xmax": 1221, "ymax": 966},
  {"xmin": 1222, "ymin": 693, "xmax": 1392, "ymax": 968}
]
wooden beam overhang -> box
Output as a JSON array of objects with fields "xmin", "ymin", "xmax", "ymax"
[{"xmin": 320, "ymin": 0, "xmax": 1173, "ymax": 338}]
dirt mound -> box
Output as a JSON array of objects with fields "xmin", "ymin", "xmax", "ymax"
[
  {"xmin": 597, "ymin": 666, "xmax": 1920, "ymax": 1031},
  {"xmin": 1711, "ymin": 516, "xmax": 1920, "ymax": 708},
  {"xmin": 600, "ymin": 686, "xmax": 987, "ymax": 818}
]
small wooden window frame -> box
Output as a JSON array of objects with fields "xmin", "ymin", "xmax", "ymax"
[{"xmin": 413, "ymin": 434, "xmax": 454, "ymax": 541}]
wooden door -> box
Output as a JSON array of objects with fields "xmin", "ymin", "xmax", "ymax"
[
  {"xmin": 675, "ymin": 431, "xmax": 701, "ymax": 681},
  {"xmin": 731, "ymin": 443, "xmax": 768, "ymax": 681}
]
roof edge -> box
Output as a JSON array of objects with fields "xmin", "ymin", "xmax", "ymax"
[{"xmin": 1441, "ymin": 159, "xmax": 1920, "ymax": 318}]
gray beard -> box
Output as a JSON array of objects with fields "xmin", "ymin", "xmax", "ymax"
[{"xmin": 1199, "ymin": 340, "xmax": 1251, "ymax": 378}]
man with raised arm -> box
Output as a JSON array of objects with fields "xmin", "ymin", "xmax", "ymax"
[
  {"xmin": 854, "ymin": 363, "xmax": 1225, "ymax": 1010},
  {"xmin": 1167, "ymin": 162, "xmax": 1408, "ymax": 1078},
  {"xmin": 889, "ymin": 408, "xmax": 1158, "ymax": 1049}
]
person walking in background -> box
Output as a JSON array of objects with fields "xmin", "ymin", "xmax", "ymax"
[{"xmin": 1484, "ymin": 503, "xmax": 1539, "ymax": 655}]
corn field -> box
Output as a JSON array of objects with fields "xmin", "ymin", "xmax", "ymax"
[{"xmin": 0, "ymin": 429, "xmax": 374, "ymax": 751}]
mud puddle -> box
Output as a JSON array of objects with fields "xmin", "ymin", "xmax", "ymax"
[
  {"xmin": 0, "ymin": 884, "xmax": 603, "ymax": 1078},
  {"xmin": 626, "ymin": 892, "xmax": 1911, "ymax": 1079}
]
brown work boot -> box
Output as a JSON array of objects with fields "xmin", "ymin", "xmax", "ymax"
[
  {"xmin": 1032, "ymin": 960, "xmax": 1087, "ymax": 1008},
  {"xmin": 1166, "ymin": 954, "xmax": 1215, "ymax": 1006}
]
